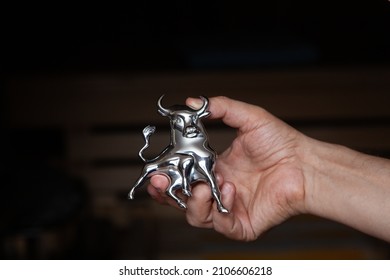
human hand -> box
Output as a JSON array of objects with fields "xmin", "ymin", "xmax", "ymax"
[{"xmin": 148, "ymin": 96, "xmax": 307, "ymax": 241}]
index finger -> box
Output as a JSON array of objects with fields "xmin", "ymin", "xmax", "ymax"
[{"xmin": 186, "ymin": 96, "xmax": 267, "ymax": 131}]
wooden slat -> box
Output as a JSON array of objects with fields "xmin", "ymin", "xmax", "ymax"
[
  {"xmin": 6, "ymin": 67, "xmax": 390, "ymax": 126},
  {"xmin": 66, "ymin": 125, "xmax": 390, "ymax": 161},
  {"xmin": 300, "ymin": 125, "xmax": 390, "ymax": 151},
  {"xmin": 70, "ymin": 166, "xmax": 143, "ymax": 192},
  {"xmin": 67, "ymin": 129, "xmax": 236, "ymax": 161}
]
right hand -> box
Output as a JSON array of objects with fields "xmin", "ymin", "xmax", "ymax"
[{"xmin": 148, "ymin": 96, "xmax": 307, "ymax": 241}]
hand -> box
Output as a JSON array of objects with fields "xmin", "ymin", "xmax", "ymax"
[{"xmin": 148, "ymin": 96, "xmax": 307, "ymax": 241}]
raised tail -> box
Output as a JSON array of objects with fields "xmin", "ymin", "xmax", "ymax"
[{"xmin": 138, "ymin": 125, "xmax": 156, "ymax": 163}]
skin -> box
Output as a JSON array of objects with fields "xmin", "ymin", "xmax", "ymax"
[{"xmin": 147, "ymin": 96, "xmax": 390, "ymax": 242}]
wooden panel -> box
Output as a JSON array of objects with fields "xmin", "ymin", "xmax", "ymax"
[{"xmin": 5, "ymin": 68, "xmax": 390, "ymax": 259}]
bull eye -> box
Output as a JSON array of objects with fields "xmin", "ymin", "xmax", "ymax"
[{"xmin": 174, "ymin": 117, "xmax": 183, "ymax": 127}]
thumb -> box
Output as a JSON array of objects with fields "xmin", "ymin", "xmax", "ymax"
[
  {"xmin": 218, "ymin": 181, "xmax": 235, "ymax": 213},
  {"xmin": 186, "ymin": 96, "xmax": 265, "ymax": 130}
]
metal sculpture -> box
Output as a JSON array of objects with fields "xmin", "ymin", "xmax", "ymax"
[{"xmin": 128, "ymin": 95, "xmax": 229, "ymax": 213}]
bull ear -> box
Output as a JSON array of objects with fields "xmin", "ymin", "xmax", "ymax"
[
  {"xmin": 197, "ymin": 96, "xmax": 210, "ymax": 118},
  {"xmin": 198, "ymin": 110, "xmax": 210, "ymax": 118},
  {"xmin": 157, "ymin": 95, "xmax": 171, "ymax": 116}
]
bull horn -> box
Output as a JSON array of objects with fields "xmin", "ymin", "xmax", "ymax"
[
  {"xmin": 196, "ymin": 96, "xmax": 209, "ymax": 117},
  {"xmin": 157, "ymin": 95, "xmax": 171, "ymax": 116}
]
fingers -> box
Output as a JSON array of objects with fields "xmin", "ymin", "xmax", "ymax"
[
  {"xmin": 186, "ymin": 181, "xmax": 255, "ymax": 241},
  {"xmin": 210, "ymin": 182, "xmax": 248, "ymax": 240},
  {"xmin": 148, "ymin": 173, "xmax": 237, "ymax": 233},
  {"xmin": 186, "ymin": 181, "xmax": 236, "ymax": 231},
  {"xmin": 185, "ymin": 183, "xmax": 214, "ymax": 228}
]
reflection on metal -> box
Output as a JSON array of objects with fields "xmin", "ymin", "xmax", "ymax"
[{"xmin": 128, "ymin": 95, "xmax": 228, "ymax": 213}]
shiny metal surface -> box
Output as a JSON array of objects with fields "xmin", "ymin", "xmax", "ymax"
[{"xmin": 128, "ymin": 95, "xmax": 229, "ymax": 213}]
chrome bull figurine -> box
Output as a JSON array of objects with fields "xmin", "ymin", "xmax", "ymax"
[{"xmin": 128, "ymin": 95, "xmax": 229, "ymax": 213}]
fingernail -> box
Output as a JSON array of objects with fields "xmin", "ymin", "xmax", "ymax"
[
  {"xmin": 216, "ymin": 173, "xmax": 223, "ymax": 185},
  {"xmin": 188, "ymin": 97, "xmax": 203, "ymax": 109}
]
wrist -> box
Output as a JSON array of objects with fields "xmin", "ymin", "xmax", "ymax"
[
  {"xmin": 298, "ymin": 136, "xmax": 343, "ymax": 216},
  {"xmin": 297, "ymin": 135, "xmax": 390, "ymax": 241}
]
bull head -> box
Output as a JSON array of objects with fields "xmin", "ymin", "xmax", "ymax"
[{"xmin": 157, "ymin": 95, "xmax": 210, "ymax": 138}]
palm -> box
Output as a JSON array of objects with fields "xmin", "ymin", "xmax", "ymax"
[{"xmin": 211, "ymin": 117, "xmax": 305, "ymax": 240}]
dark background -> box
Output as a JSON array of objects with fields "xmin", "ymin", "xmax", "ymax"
[
  {"xmin": 1, "ymin": 1, "xmax": 390, "ymax": 259},
  {"xmin": 3, "ymin": 0, "xmax": 390, "ymax": 74}
]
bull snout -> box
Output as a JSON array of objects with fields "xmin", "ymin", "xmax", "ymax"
[{"xmin": 183, "ymin": 126, "xmax": 199, "ymax": 138}]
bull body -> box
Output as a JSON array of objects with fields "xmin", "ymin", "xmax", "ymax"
[{"xmin": 128, "ymin": 96, "xmax": 229, "ymax": 213}]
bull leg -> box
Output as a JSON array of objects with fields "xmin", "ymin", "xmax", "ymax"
[
  {"xmin": 180, "ymin": 156, "xmax": 194, "ymax": 197},
  {"xmin": 198, "ymin": 161, "xmax": 229, "ymax": 214},
  {"xmin": 128, "ymin": 172, "xmax": 149, "ymax": 199},
  {"xmin": 129, "ymin": 164, "xmax": 156, "ymax": 199},
  {"xmin": 166, "ymin": 169, "xmax": 187, "ymax": 209}
]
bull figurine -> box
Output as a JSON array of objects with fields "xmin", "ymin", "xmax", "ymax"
[{"xmin": 128, "ymin": 95, "xmax": 229, "ymax": 213}]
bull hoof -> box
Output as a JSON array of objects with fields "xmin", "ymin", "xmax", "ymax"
[
  {"xmin": 182, "ymin": 189, "xmax": 192, "ymax": 197},
  {"xmin": 128, "ymin": 190, "xmax": 135, "ymax": 200},
  {"xmin": 218, "ymin": 206, "xmax": 230, "ymax": 214},
  {"xmin": 178, "ymin": 201, "xmax": 188, "ymax": 209}
]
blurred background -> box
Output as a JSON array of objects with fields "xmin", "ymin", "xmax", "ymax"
[{"xmin": 1, "ymin": 0, "xmax": 390, "ymax": 259}]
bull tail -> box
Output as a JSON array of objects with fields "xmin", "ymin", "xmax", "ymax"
[{"xmin": 139, "ymin": 125, "xmax": 156, "ymax": 163}]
